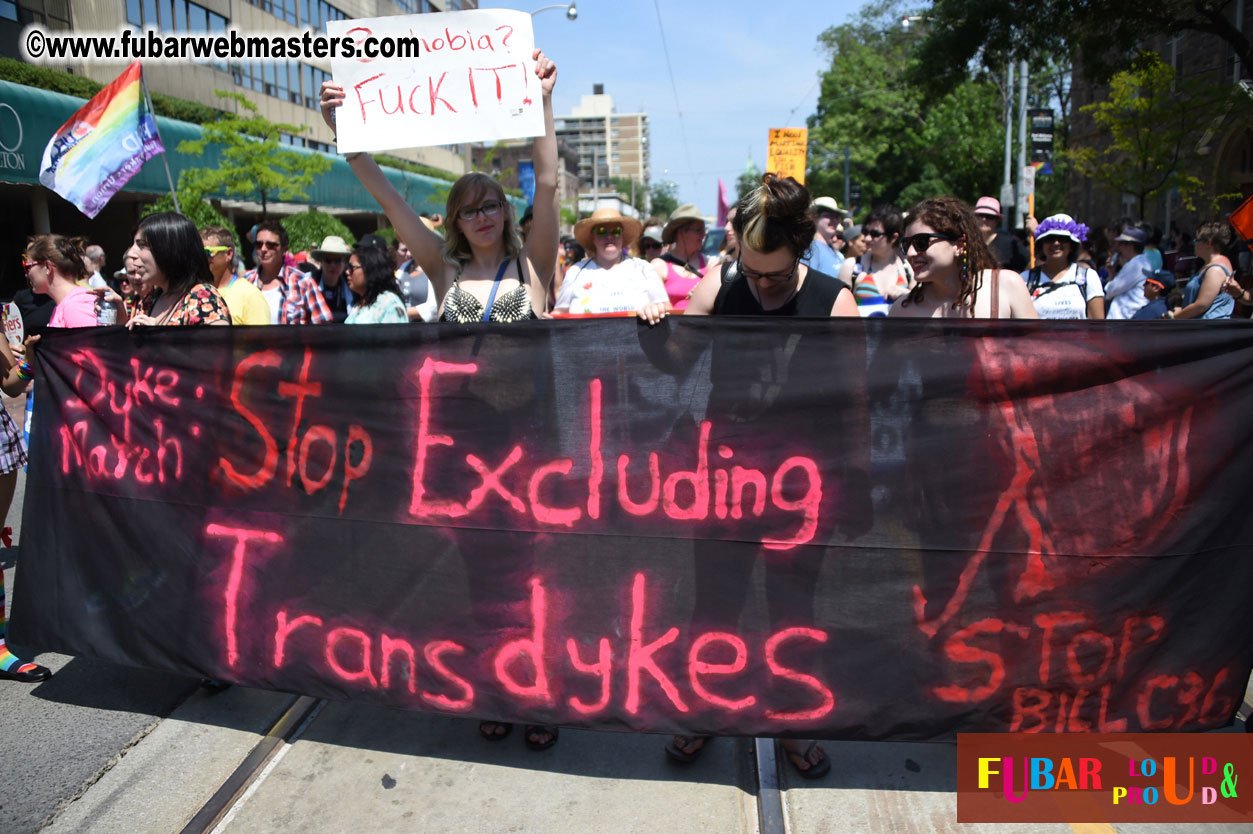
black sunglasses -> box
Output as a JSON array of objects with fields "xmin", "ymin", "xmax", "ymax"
[
  {"xmin": 902, "ymin": 233, "xmax": 955, "ymax": 253},
  {"xmin": 863, "ymin": 229, "xmax": 886, "ymax": 239}
]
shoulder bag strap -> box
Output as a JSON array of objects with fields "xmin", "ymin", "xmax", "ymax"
[{"xmin": 481, "ymin": 259, "xmax": 511, "ymax": 322}]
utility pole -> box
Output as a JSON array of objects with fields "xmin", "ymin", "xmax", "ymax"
[
  {"xmin": 1014, "ymin": 58, "xmax": 1028, "ymax": 228},
  {"xmin": 1001, "ymin": 62, "xmax": 1014, "ymax": 215},
  {"xmin": 843, "ymin": 147, "xmax": 851, "ymax": 209}
]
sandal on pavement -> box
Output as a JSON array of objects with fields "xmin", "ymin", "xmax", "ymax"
[
  {"xmin": 524, "ymin": 724, "xmax": 558, "ymax": 751},
  {"xmin": 664, "ymin": 734, "xmax": 712, "ymax": 763},
  {"xmin": 479, "ymin": 720, "xmax": 513, "ymax": 741},
  {"xmin": 783, "ymin": 741, "xmax": 831, "ymax": 780},
  {"xmin": 0, "ymin": 662, "xmax": 51, "ymax": 683}
]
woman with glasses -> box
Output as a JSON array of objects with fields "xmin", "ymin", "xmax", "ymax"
[
  {"xmin": 554, "ymin": 208, "xmax": 668, "ymax": 318},
  {"xmin": 22, "ymin": 235, "xmax": 99, "ymax": 327},
  {"xmin": 891, "ymin": 197, "xmax": 1037, "ymax": 319},
  {"xmin": 837, "ymin": 205, "xmax": 914, "ymax": 317},
  {"xmin": 125, "ymin": 213, "xmax": 230, "ymax": 328},
  {"xmin": 652, "ymin": 204, "xmax": 710, "ymax": 311},
  {"xmin": 320, "ymin": 50, "xmax": 559, "ymax": 322},
  {"xmin": 1021, "ymin": 214, "xmax": 1105, "ymax": 319},
  {"xmin": 344, "ymin": 245, "xmax": 407, "ymax": 325},
  {"xmin": 660, "ymin": 174, "xmax": 864, "ymax": 779}
]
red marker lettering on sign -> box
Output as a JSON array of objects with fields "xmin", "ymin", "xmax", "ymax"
[
  {"xmin": 429, "ymin": 72, "xmax": 456, "ymax": 114},
  {"xmin": 493, "ymin": 577, "xmax": 551, "ymax": 701},
  {"xmin": 273, "ymin": 610, "xmax": 322, "ymax": 668},
  {"xmin": 1138, "ymin": 674, "xmax": 1179, "ymax": 729},
  {"xmin": 689, "ymin": 633, "xmax": 755, "ymax": 711},
  {"xmin": 624, "ymin": 573, "xmax": 687, "ymax": 715},
  {"xmin": 206, "ymin": 523, "xmax": 284, "ymax": 668},
  {"xmin": 410, "ymin": 358, "xmax": 477, "ymax": 518},
  {"xmin": 379, "ymin": 634, "xmax": 419, "ymax": 695},
  {"xmin": 529, "ymin": 459, "xmax": 580, "ymax": 526},
  {"xmin": 762, "ymin": 456, "xmax": 822, "ymax": 549},
  {"xmin": 279, "ymin": 349, "xmax": 322, "ymax": 488},
  {"xmin": 338, "ymin": 425, "xmax": 372, "ymax": 514},
  {"xmin": 1066, "ymin": 630, "xmax": 1116, "ymax": 688},
  {"xmin": 932, "ymin": 618, "xmax": 1011, "ymax": 704},
  {"xmin": 617, "ymin": 452, "xmax": 661, "ymax": 516},
  {"xmin": 219, "ymin": 350, "xmax": 281, "ymax": 489},
  {"xmin": 565, "ymin": 637, "xmax": 612, "ymax": 715},
  {"xmin": 465, "ymin": 447, "xmax": 527, "ymax": 514},
  {"xmin": 422, "ymin": 640, "xmax": 475, "ymax": 710},
  {"xmin": 325, "ymin": 627, "xmax": 379, "ymax": 688},
  {"xmin": 764, "ymin": 627, "xmax": 834, "ymax": 721},
  {"xmin": 297, "ymin": 425, "xmax": 337, "ymax": 495},
  {"xmin": 662, "ymin": 421, "xmax": 710, "ymax": 521},
  {"xmin": 587, "ymin": 378, "xmax": 603, "ymax": 520}
]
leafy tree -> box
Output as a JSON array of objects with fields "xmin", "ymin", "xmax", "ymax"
[
  {"xmin": 806, "ymin": 0, "xmax": 1005, "ymax": 209},
  {"xmin": 650, "ymin": 181, "xmax": 679, "ymax": 219},
  {"xmin": 176, "ymin": 90, "xmax": 331, "ymax": 219},
  {"xmin": 609, "ymin": 176, "xmax": 648, "ymax": 216},
  {"xmin": 281, "ymin": 208, "xmax": 355, "ymax": 254},
  {"xmin": 912, "ymin": 0, "xmax": 1252, "ymax": 91},
  {"xmin": 1064, "ymin": 54, "xmax": 1247, "ymax": 216},
  {"xmin": 141, "ymin": 189, "xmax": 235, "ymax": 249},
  {"xmin": 736, "ymin": 159, "xmax": 762, "ymax": 202}
]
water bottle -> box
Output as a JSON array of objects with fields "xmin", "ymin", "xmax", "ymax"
[{"xmin": 97, "ymin": 299, "xmax": 118, "ymax": 326}]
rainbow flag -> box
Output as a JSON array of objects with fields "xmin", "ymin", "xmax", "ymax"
[{"xmin": 39, "ymin": 62, "xmax": 164, "ymax": 219}]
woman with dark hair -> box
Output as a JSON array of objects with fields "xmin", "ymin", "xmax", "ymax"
[
  {"xmin": 23, "ymin": 235, "xmax": 98, "ymax": 327},
  {"xmin": 838, "ymin": 204, "xmax": 913, "ymax": 317},
  {"xmin": 657, "ymin": 174, "xmax": 862, "ymax": 779},
  {"xmin": 891, "ymin": 197, "xmax": 1036, "ymax": 319},
  {"xmin": 345, "ymin": 245, "xmax": 407, "ymax": 325},
  {"xmin": 1169, "ymin": 221, "xmax": 1236, "ymax": 320},
  {"xmin": 1022, "ymin": 214, "xmax": 1105, "ymax": 319},
  {"xmin": 320, "ymin": 50, "xmax": 559, "ymax": 322},
  {"xmin": 125, "ymin": 212, "xmax": 230, "ymax": 328},
  {"xmin": 680, "ymin": 174, "xmax": 858, "ymax": 317}
]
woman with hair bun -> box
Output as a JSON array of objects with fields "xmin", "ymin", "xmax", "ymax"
[
  {"xmin": 23, "ymin": 235, "xmax": 98, "ymax": 327},
  {"xmin": 891, "ymin": 197, "xmax": 1037, "ymax": 319},
  {"xmin": 1169, "ymin": 221, "xmax": 1236, "ymax": 319},
  {"xmin": 676, "ymin": 173, "xmax": 857, "ymax": 317},
  {"xmin": 658, "ymin": 174, "xmax": 864, "ymax": 780}
]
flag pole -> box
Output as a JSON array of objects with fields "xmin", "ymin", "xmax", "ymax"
[{"xmin": 140, "ymin": 65, "xmax": 180, "ymax": 214}]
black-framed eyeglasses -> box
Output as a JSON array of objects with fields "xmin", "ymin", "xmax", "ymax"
[
  {"xmin": 345, "ymin": 262, "xmax": 364, "ymax": 273},
  {"xmin": 457, "ymin": 199, "xmax": 504, "ymax": 222},
  {"xmin": 737, "ymin": 256, "xmax": 800, "ymax": 283},
  {"xmin": 902, "ymin": 233, "xmax": 956, "ymax": 254}
]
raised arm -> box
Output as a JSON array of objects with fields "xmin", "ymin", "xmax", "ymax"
[
  {"xmin": 320, "ymin": 81, "xmax": 449, "ymax": 295},
  {"xmin": 522, "ymin": 50, "xmax": 559, "ymax": 303}
]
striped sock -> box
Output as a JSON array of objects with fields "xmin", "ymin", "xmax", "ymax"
[{"xmin": 0, "ymin": 571, "xmax": 36, "ymax": 674}]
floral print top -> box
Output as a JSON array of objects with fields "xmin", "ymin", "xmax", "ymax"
[{"xmin": 140, "ymin": 282, "xmax": 231, "ymax": 326}]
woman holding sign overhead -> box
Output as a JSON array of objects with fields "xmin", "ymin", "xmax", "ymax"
[
  {"xmin": 319, "ymin": 50, "xmax": 559, "ymax": 320},
  {"xmin": 321, "ymin": 50, "xmax": 560, "ymax": 752}
]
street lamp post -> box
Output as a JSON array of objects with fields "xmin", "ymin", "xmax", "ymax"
[{"xmin": 530, "ymin": 2, "xmax": 577, "ymax": 20}]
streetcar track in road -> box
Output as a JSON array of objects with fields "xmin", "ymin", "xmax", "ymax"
[
  {"xmin": 178, "ymin": 694, "xmax": 324, "ymax": 834},
  {"xmin": 182, "ymin": 698, "xmax": 784, "ymax": 834}
]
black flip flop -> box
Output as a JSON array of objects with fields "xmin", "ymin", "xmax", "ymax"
[
  {"xmin": 524, "ymin": 724, "xmax": 559, "ymax": 751},
  {"xmin": 784, "ymin": 741, "xmax": 831, "ymax": 780},
  {"xmin": 664, "ymin": 734, "xmax": 712, "ymax": 763},
  {"xmin": 478, "ymin": 720, "xmax": 513, "ymax": 741}
]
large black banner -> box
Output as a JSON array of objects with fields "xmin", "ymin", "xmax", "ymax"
[{"xmin": 11, "ymin": 319, "xmax": 1253, "ymax": 740}]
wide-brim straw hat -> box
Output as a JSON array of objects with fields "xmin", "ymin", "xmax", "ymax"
[
  {"xmin": 662, "ymin": 204, "xmax": 705, "ymax": 244},
  {"xmin": 574, "ymin": 208, "xmax": 642, "ymax": 252}
]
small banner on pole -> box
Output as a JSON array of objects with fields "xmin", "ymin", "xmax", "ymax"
[{"xmin": 766, "ymin": 128, "xmax": 807, "ymax": 184}]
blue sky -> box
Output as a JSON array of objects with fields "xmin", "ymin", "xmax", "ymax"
[{"xmin": 482, "ymin": 0, "xmax": 865, "ymax": 215}]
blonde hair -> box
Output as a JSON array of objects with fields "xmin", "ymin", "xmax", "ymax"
[
  {"xmin": 441, "ymin": 172, "xmax": 522, "ymax": 270},
  {"xmin": 732, "ymin": 174, "xmax": 814, "ymax": 256}
]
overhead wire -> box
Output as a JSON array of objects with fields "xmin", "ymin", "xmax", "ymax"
[{"xmin": 651, "ymin": 0, "xmax": 695, "ymax": 180}]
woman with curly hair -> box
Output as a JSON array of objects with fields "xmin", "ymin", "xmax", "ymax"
[{"xmin": 891, "ymin": 197, "xmax": 1036, "ymax": 319}]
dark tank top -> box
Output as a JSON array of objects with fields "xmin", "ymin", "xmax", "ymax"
[{"xmin": 713, "ymin": 266, "xmax": 849, "ymax": 316}]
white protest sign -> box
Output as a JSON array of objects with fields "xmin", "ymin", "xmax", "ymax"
[
  {"xmin": 2, "ymin": 301, "xmax": 23, "ymax": 345},
  {"xmin": 329, "ymin": 10, "xmax": 544, "ymax": 153}
]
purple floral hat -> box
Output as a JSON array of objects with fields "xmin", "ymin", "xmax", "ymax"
[{"xmin": 1034, "ymin": 213, "xmax": 1089, "ymax": 244}]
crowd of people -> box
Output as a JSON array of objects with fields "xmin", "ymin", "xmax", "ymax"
[{"xmin": 2, "ymin": 48, "xmax": 1250, "ymax": 777}]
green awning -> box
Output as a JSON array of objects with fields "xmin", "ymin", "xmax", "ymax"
[{"xmin": 0, "ymin": 79, "xmax": 461, "ymax": 216}]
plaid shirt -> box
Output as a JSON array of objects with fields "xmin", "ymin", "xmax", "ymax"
[{"xmin": 245, "ymin": 264, "xmax": 333, "ymax": 325}]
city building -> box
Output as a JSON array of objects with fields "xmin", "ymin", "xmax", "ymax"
[
  {"xmin": 471, "ymin": 137, "xmax": 580, "ymax": 218},
  {"xmin": 1, "ymin": 0, "xmax": 475, "ymax": 175},
  {"xmin": 1067, "ymin": 4, "xmax": 1252, "ymax": 233},
  {"xmin": 555, "ymin": 84, "xmax": 649, "ymax": 196}
]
